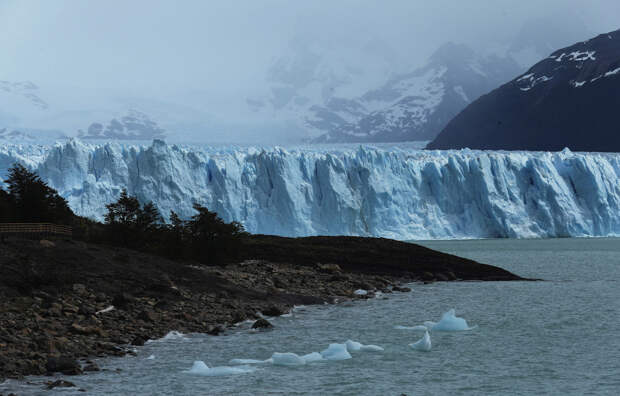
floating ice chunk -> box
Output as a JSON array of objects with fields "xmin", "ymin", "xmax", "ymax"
[
  {"xmin": 229, "ymin": 358, "xmax": 269, "ymax": 365},
  {"xmin": 146, "ymin": 355, "xmax": 155, "ymax": 360},
  {"xmin": 423, "ymin": 321, "xmax": 437, "ymax": 329},
  {"xmin": 271, "ymin": 352, "xmax": 306, "ymax": 366},
  {"xmin": 161, "ymin": 331, "xmax": 186, "ymax": 340},
  {"xmin": 354, "ymin": 289, "xmax": 368, "ymax": 296},
  {"xmin": 320, "ymin": 343, "xmax": 352, "ymax": 360},
  {"xmin": 409, "ymin": 331, "xmax": 431, "ymax": 352},
  {"xmin": 395, "ymin": 325, "xmax": 428, "ymax": 331},
  {"xmin": 431, "ymin": 309, "xmax": 474, "ymax": 331},
  {"xmin": 184, "ymin": 361, "xmax": 254, "ymax": 376},
  {"xmin": 344, "ymin": 340, "xmax": 363, "ymax": 351},
  {"xmin": 345, "ymin": 340, "xmax": 384, "ymax": 352},
  {"xmin": 146, "ymin": 330, "xmax": 187, "ymax": 344},
  {"xmin": 301, "ymin": 352, "xmax": 324, "ymax": 363},
  {"xmin": 234, "ymin": 319, "xmax": 254, "ymax": 327}
]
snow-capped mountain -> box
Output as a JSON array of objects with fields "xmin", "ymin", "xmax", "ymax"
[
  {"xmin": 312, "ymin": 43, "xmax": 520, "ymax": 143},
  {"xmin": 246, "ymin": 37, "xmax": 410, "ymax": 138},
  {"xmin": 2, "ymin": 140, "xmax": 620, "ymax": 240},
  {"xmin": 428, "ymin": 29, "xmax": 620, "ymax": 151},
  {"xmin": 77, "ymin": 110, "xmax": 166, "ymax": 140}
]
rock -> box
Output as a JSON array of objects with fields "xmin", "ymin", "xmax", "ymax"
[
  {"xmin": 46, "ymin": 379, "xmax": 76, "ymax": 389},
  {"xmin": 317, "ymin": 263, "xmax": 342, "ymax": 274},
  {"xmin": 45, "ymin": 356, "xmax": 82, "ymax": 375},
  {"xmin": 392, "ymin": 286, "xmax": 412, "ymax": 292},
  {"xmin": 71, "ymin": 323, "xmax": 104, "ymax": 336},
  {"xmin": 130, "ymin": 336, "xmax": 147, "ymax": 346},
  {"xmin": 435, "ymin": 272, "xmax": 449, "ymax": 281},
  {"xmin": 273, "ymin": 277, "xmax": 287, "ymax": 289},
  {"xmin": 72, "ymin": 283, "xmax": 88, "ymax": 295},
  {"xmin": 83, "ymin": 362, "xmax": 100, "ymax": 372},
  {"xmin": 63, "ymin": 303, "xmax": 79, "ymax": 314},
  {"xmin": 112, "ymin": 293, "xmax": 134, "ymax": 308},
  {"xmin": 328, "ymin": 274, "xmax": 349, "ymax": 282},
  {"xmin": 447, "ymin": 271, "xmax": 457, "ymax": 280},
  {"xmin": 251, "ymin": 318, "xmax": 273, "ymax": 330},
  {"xmin": 206, "ymin": 326, "xmax": 223, "ymax": 336},
  {"xmin": 40, "ymin": 239, "xmax": 56, "ymax": 248},
  {"xmin": 422, "ymin": 271, "xmax": 435, "ymax": 281},
  {"xmin": 261, "ymin": 306, "xmax": 284, "ymax": 317},
  {"xmin": 138, "ymin": 310, "xmax": 157, "ymax": 322}
]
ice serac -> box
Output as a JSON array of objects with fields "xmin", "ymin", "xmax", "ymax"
[{"xmin": 2, "ymin": 140, "xmax": 620, "ymax": 240}]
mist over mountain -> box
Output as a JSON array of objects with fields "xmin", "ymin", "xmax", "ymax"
[{"xmin": 1, "ymin": 1, "xmax": 618, "ymax": 144}]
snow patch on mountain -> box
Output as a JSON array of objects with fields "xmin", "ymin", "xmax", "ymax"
[{"xmin": 2, "ymin": 140, "xmax": 620, "ymax": 240}]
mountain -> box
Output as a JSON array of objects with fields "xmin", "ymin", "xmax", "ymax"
[
  {"xmin": 246, "ymin": 36, "xmax": 408, "ymax": 140},
  {"xmin": 77, "ymin": 110, "xmax": 166, "ymax": 140},
  {"xmin": 427, "ymin": 29, "xmax": 620, "ymax": 151},
  {"xmin": 3, "ymin": 140, "xmax": 620, "ymax": 240},
  {"xmin": 312, "ymin": 43, "xmax": 520, "ymax": 143}
]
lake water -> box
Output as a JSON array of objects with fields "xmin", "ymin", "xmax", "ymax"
[{"xmin": 3, "ymin": 238, "xmax": 620, "ymax": 395}]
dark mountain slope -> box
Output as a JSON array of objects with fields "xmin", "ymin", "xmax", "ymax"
[{"xmin": 427, "ymin": 29, "xmax": 620, "ymax": 151}]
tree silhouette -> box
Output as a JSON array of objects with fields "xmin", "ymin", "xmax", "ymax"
[{"xmin": 2, "ymin": 164, "xmax": 72, "ymax": 224}]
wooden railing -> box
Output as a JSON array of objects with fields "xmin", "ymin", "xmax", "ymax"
[{"xmin": 0, "ymin": 223, "xmax": 72, "ymax": 237}]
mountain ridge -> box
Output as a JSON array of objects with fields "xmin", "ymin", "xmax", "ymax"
[{"xmin": 427, "ymin": 29, "xmax": 620, "ymax": 151}]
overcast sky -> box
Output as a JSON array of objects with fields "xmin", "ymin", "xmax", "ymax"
[
  {"xmin": 2, "ymin": 0, "xmax": 619, "ymax": 94},
  {"xmin": 1, "ymin": 0, "xmax": 619, "ymax": 141}
]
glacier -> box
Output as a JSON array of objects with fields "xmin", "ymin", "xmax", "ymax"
[{"xmin": 2, "ymin": 139, "xmax": 620, "ymax": 240}]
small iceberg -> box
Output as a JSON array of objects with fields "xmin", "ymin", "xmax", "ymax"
[
  {"xmin": 184, "ymin": 361, "xmax": 254, "ymax": 376},
  {"xmin": 229, "ymin": 358, "xmax": 269, "ymax": 365},
  {"xmin": 345, "ymin": 340, "xmax": 384, "ymax": 352},
  {"xmin": 409, "ymin": 331, "xmax": 431, "ymax": 352},
  {"xmin": 145, "ymin": 355, "xmax": 155, "ymax": 360},
  {"xmin": 394, "ymin": 325, "xmax": 428, "ymax": 331},
  {"xmin": 353, "ymin": 289, "xmax": 368, "ymax": 296},
  {"xmin": 271, "ymin": 352, "xmax": 306, "ymax": 366},
  {"xmin": 320, "ymin": 343, "xmax": 352, "ymax": 360},
  {"xmin": 301, "ymin": 352, "xmax": 324, "ymax": 363},
  {"xmin": 146, "ymin": 330, "xmax": 187, "ymax": 344},
  {"xmin": 430, "ymin": 309, "xmax": 475, "ymax": 331}
]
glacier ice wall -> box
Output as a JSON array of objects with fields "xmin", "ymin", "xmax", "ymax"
[{"xmin": 2, "ymin": 139, "xmax": 620, "ymax": 240}]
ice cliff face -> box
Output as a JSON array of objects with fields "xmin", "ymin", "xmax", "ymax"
[{"xmin": 2, "ymin": 139, "xmax": 620, "ymax": 240}]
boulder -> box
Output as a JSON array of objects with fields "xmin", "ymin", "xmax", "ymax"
[
  {"xmin": 138, "ymin": 310, "xmax": 157, "ymax": 322},
  {"xmin": 261, "ymin": 306, "xmax": 284, "ymax": 317},
  {"xmin": 251, "ymin": 318, "xmax": 274, "ymax": 330},
  {"xmin": 46, "ymin": 379, "xmax": 76, "ymax": 389},
  {"xmin": 206, "ymin": 325, "xmax": 223, "ymax": 336},
  {"xmin": 435, "ymin": 272, "xmax": 449, "ymax": 281},
  {"xmin": 317, "ymin": 263, "xmax": 342, "ymax": 274},
  {"xmin": 45, "ymin": 356, "xmax": 82, "ymax": 375},
  {"xmin": 83, "ymin": 362, "xmax": 100, "ymax": 372},
  {"xmin": 131, "ymin": 336, "xmax": 147, "ymax": 346},
  {"xmin": 112, "ymin": 293, "xmax": 134, "ymax": 308}
]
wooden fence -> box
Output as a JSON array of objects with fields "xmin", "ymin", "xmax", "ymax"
[{"xmin": 0, "ymin": 223, "xmax": 72, "ymax": 238}]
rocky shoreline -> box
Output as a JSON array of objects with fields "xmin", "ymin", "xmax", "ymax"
[{"xmin": 0, "ymin": 235, "xmax": 523, "ymax": 386}]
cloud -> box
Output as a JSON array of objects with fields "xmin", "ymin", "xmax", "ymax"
[{"xmin": 1, "ymin": 0, "xmax": 618, "ymax": 142}]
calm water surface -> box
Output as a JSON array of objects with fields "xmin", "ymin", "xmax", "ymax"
[{"xmin": 2, "ymin": 238, "xmax": 619, "ymax": 395}]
